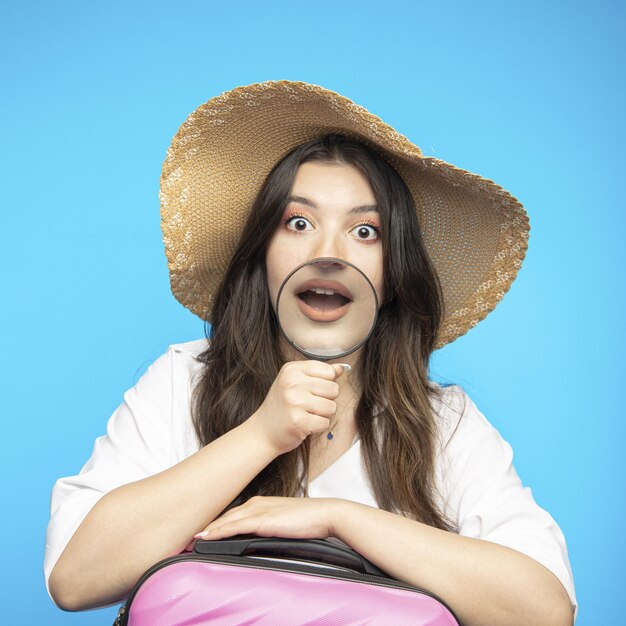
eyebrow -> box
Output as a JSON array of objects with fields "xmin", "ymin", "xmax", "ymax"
[{"xmin": 287, "ymin": 195, "xmax": 378, "ymax": 214}]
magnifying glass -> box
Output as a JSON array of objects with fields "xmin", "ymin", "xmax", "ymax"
[{"xmin": 275, "ymin": 257, "xmax": 379, "ymax": 361}]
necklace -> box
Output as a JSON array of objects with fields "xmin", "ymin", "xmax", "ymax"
[
  {"xmin": 326, "ymin": 413, "xmax": 341, "ymax": 441},
  {"xmin": 325, "ymin": 420, "xmax": 336, "ymax": 441},
  {"xmin": 311, "ymin": 420, "xmax": 337, "ymax": 443},
  {"xmin": 326, "ymin": 362, "xmax": 351, "ymax": 441},
  {"xmin": 326, "ymin": 410, "xmax": 348, "ymax": 441}
]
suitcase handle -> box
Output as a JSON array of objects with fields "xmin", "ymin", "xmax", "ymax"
[{"xmin": 193, "ymin": 534, "xmax": 387, "ymax": 577}]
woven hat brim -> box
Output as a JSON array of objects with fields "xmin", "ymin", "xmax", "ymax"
[{"xmin": 160, "ymin": 81, "xmax": 529, "ymax": 350}]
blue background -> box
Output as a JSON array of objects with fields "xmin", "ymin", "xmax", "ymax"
[{"xmin": 1, "ymin": 1, "xmax": 623, "ymax": 623}]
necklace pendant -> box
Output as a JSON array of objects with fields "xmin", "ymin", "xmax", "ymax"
[{"xmin": 327, "ymin": 432, "xmax": 334, "ymax": 440}]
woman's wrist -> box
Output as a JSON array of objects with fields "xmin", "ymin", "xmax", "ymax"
[
  {"xmin": 326, "ymin": 498, "xmax": 360, "ymax": 539},
  {"xmin": 240, "ymin": 411, "xmax": 282, "ymax": 460}
]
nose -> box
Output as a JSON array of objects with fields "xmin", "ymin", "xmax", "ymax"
[
  {"xmin": 310, "ymin": 230, "xmax": 347, "ymax": 264},
  {"xmin": 315, "ymin": 259, "xmax": 346, "ymax": 271}
]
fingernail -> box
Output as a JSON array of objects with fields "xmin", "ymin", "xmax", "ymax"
[
  {"xmin": 194, "ymin": 531, "xmax": 209, "ymax": 539},
  {"xmin": 336, "ymin": 363, "xmax": 351, "ymax": 371}
]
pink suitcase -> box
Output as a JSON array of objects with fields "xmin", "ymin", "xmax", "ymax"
[{"xmin": 113, "ymin": 536, "xmax": 460, "ymax": 625}]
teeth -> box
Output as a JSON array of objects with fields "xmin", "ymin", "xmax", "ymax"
[{"xmin": 310, "ymin": 288, "xmax": 335, "ymax": 295}]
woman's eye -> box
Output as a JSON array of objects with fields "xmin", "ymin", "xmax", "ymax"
[
  {"xmin": 285, "ymin": 216, "xmax": 314, "ymax": 232},
  {"xmin": 350, "ymin": 224, "xmax": 379, "ymax": 241}
]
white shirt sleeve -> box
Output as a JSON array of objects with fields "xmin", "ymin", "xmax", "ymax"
[
  {"xmin": 434, "ymin": 385, "xmax": 577, "ymax": 619},
  {"xmin": 43, "ymin": 346, "xmax": 180, "ymax": 605}
]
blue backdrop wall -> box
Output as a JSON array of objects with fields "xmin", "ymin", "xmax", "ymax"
[{"xmin": 1, "ymin": 1, "xmax": 623, "ymax": 623}]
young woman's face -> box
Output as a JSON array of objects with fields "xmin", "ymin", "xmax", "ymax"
[{"xmin": 266, "ymin": 161, "xmax": 384, "ymax": 357}]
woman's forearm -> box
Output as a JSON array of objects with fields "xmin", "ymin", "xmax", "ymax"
[
  {"xmin": 49, "ymin": 417, "xmax": 276, "ymax": 612},
  {"xmin": 331, "ymin": 500, "xmax": 573, "ymax": 626}
]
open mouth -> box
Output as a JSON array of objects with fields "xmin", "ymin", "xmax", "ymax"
[{"xmin": 295, "ymin": 279, "xmax": 353, "ymax": 322}]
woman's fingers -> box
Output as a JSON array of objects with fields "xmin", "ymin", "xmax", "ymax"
[
  {"xmin": 195, "ymin": 518, "xmax": 255, "ymax": 540},
  {"xmin": 306, "ymin": 397, "xmax": 337, "ymax": 418},
  {"xmin": 194, "ymin": 497, "xmax": 268, "ymax": 539},
  {"xmin": 307, "ymin": 378, "xmax": 340, "ymax": 400},
  {"xmin": 193, "ymin": 497, "xmax": 336, "ymax": 543},
  {"xmin": 193, "ymin": 505, "xmax": 247, "ymax": 539},
  {"xmin": 304, "ymin": 412, "xmax": 331, "ymax": 434},
  {"xmin": 302, "ymin": 360, "xmax": 345, "ymax": 381}
]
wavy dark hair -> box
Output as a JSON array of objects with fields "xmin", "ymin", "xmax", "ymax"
[{"xmin": 192, "ymin": 134, "xmax": 458, "ymax": 531}]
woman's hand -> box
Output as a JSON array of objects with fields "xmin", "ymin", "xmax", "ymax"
[
  {"xmin": 248, "ymin": 361, "xmax": 345, "ymax": 456},
  {"xmin": 193, "ymin": 496, "xmax": 341, "ymax": 541}
]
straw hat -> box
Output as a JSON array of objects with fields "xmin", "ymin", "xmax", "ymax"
[{"xmin": 160, "ymin": 80, "xmax": 529, "ymax": 350}]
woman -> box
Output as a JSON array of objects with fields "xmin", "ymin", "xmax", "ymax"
[{"xmin": 45, "ymin": 81, "xmax": 576, "ymax": 625}]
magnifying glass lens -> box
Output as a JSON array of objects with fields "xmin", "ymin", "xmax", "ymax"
[{"xmin": 276, "ymin": 258, "xmax": 378, "ymax": 360}]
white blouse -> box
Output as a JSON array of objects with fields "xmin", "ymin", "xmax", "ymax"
[{"xmin": 44, "ymin": 338, "xmax": 577, "ymax": 615}]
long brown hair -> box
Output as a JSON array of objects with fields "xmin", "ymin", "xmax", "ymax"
[{"xmin": 192, "ymin": 134, "xmax": 458, "ymax": 531}]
